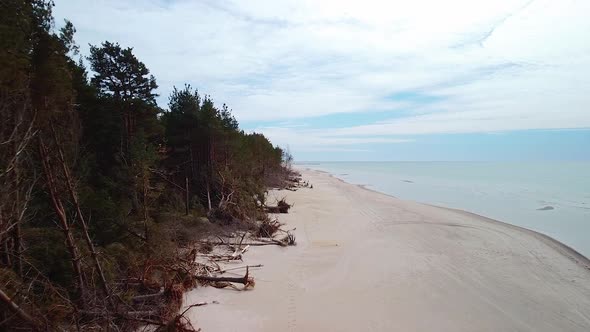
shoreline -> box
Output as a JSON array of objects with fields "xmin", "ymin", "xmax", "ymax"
[
  {"xmin": 311, "ymin": 167, "xmax": 590, "ymax": 266},
  {"xmin": 438, "ymin": 206, "xmax": 590, "ymax": 269},
  {"xmin": 184, "ymin": 168, "xmax": 590, "ymax": 331}
]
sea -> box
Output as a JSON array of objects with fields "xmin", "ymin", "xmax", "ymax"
[{"xmin": 301, "ymin": 161, "xmax": 590, "ymax": 257}]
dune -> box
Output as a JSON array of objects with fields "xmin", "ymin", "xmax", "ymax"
[{"xmin": 183, "ymin": 169, "xmax": 590, "ymax": 331}]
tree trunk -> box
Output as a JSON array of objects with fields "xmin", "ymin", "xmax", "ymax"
[
  {"xmin": 2, "ymin": 237, "xmax": 11, "ymax": 267},
  {"xmin": 189, "ymin": 145, "xmax": 195, "ymax": 179},
  {"xmin": 185, "ymin": 176, "xmax": 189, "ymax": 216},
  {"xmin": 0, "ymin": 287, "xmax": 41, "ymax": 329},
  {"xmin": 38, "ymin": 138, "xmax": 86, "ymax": 305},
  {"xmin": 13, "ymin": 223, "xmax": 22, "ymax": 277},
  {"xmin": 124, "ymin": 108, "xmax": 130, "ymax": 156},
  {"xmin": 194, "ymin": 267, "xmax": 251, "ymax": 285},
  {"xmin": 49, "ymin": 123, "xmax": 112, "ymax": 306},
  {"xmin": 143, "ymin": 169, "xmax": 149, "ymax": 243},
  {"xmin": 206, "ymin": 181, "xmax": 212, "ymax": 212},
  {"xmin": 11, "ymin": 139, "xmax": 23, "ymax": 276}
]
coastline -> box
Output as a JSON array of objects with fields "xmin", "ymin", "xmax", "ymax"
[
  {"xmin": 439, "ymin": 206, "xmax": 590, "ymax": 269},
  {"xmin": 317, "ymin": 168, "xmax": 590, "ymax": 267},
  {"xmin": 183, "ymin": 168, "xmax": 590, "ymax": 331}
]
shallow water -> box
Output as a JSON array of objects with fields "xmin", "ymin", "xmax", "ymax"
[{"xmin": 302, "ymin": 161, "xmax": 590, "ymax": 257}]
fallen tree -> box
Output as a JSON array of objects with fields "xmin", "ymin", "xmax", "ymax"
[
  {"xmin": 265, "ymin": 198, "xmax": 292, "ymax": 213},
  {"xmin": 194, "ymin": 266, "xmax": 254, "ymax": 288}
]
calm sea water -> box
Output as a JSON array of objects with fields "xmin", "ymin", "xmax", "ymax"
[{"xmin": 302, "ymin": 162, "xmax": 590, "ymax": 257}]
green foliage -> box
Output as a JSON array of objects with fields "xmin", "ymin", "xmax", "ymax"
[
  {"xmin": 24, "ymin": 228, "xmax": 72, "ymax": 286},
  {"xmin": 88, "ymin": 41, "xmax": 158, "ymax": 103},
  {"xmin": 58, "ymin": 19, "xmax": 79, "ymax": 56},
  {"xmin": 162, "ymin": 85, "xmax": 283, "ymax": 219}
]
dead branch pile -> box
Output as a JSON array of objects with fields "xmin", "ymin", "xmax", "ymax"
[
  {"xmin": 265, "ymin": 197, "xmax": 292, "ymax": 213},
  {"xmin": 88, "ymin": 241, "xmax": 258, "ymax": 330},
  {"xmin": 280, "ymin": 174, "xmax": 313, "ymax": 191},
  {"xmin": 279, "ymin": 232, "xmax": 297, "ymax": 246},
  {"xmin": 202, "ymin": 225, "xmax": 296, "ymax": 250},
  {"xmin": 0, "ymin": 225, "xmax": 295, "ymax": 330},
  {"xmin": 76, "ymin": 214, "xmax": 299, "ymax": 329},
  {"xmin": 267, "ymin": 169, "xmax": 313, "ymax": 192},
  {"xmin": 256, "ymin": 218, "xmax": 282, "ymax": 237},
  {"xmin": 253, "ymin": 218, "xmax": 296, "ymax": 246},
  {"xmin": 0, "ymin": 240, "xmax": 261, "ymax": 331}
]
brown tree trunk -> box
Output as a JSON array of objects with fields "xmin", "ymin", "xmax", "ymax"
[
  {"xmin": 13, "ymin": 224, "xmax": 22, "ymax": 277},
  {"xmin": 142, "ymin": 169, "xmax": 149, "ymax": 243},
  {"xmin": 189, "ymin": 145, "xmax": 195, "ymax": 179},
  {"xmin": 124, "ymin": 109, "xmax": 130, "ymax": 155},
  {"xmin": 206, "ymin": 181, "xmax": 212, "ymax": 212},
  {"xmin": 194, "ymin": 266, "xmax": 251, "ymax": 285},
  {"xmin": 185, "ymin": 176, "xmax": 189, "ymax": 216},
  {"xmin": 11, "ymin": 138, "xmax": 24, "ymax": 276},
  {"xmin": 2, "ymin": 236, "xmax": 11, "ymax": 267},
  {"xmin": 49, "ymin": 123, "xmax": 112, "ymax": 306},
  {"xmin": 0, "ymin": 287, "xmax": 41, "ymax": 329},
  {"xmin": 38, "ymin": 138, "xmax": 85, "ymax": 304}
]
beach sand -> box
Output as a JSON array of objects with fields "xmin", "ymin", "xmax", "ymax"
[{"xmin": 183, "ymin": 169, "xmax": 590, "ymax": 331}]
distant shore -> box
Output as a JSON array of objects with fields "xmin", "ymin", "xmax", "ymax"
[{"xmin": 184, "ymin": 168, "xmax": 590, "ymax": 331}]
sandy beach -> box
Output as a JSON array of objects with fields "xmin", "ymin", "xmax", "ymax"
[{"xmin": 184, "ymin": 169, "xmax": 590, "ymax": 331}]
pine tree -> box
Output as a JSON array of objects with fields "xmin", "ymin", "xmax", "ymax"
[{"xmin": 88, "ymin": 41, "xmax": 158, "ymax": 155}]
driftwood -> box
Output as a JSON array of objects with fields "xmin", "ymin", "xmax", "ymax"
[
  {"xmin": 278, "ymin": 176, "xmax": 312, "ymax": 191},
  {"xmin": 160, "ymin": 302, "xmax": 211, "ymax": 331},
  {"xmin": 194, "ymin": 274, "xmax": 251, "ymax": 284},
  {"xmin": 72, "ymin": 224, "xmax": 290, "ymax": 329},
  {"xmin": 218, "ymin": 264, "xmax": 263, "ymax": 274},
  {"xmin": 203, "ymin": 254, "xmax": 244, "ymax": 262},
  {"xmin": 201, "ymin": 228, "xmax": 296, "ymax": 248},
  {"xmin": 132, "ymin": 289, "xmax": 165, "ymax": 303},
  {"xmin": 109, "ymin": 218, "xmax": 292, "ymax": 328},
  {"xmin": 265, "ymin": 198, "xmax": 291, "ymax": 213},
  {"xmin": 124, "ymin": 309, "xmax": 160, "ymax": 317},
  {"xmin": 194, "ymin": 266, "xmax": 254, "ymax": 288},
  {"xmin": 279, "ymin": 232, "xmax": 297, "ymax": 246},
  {"xmin": 201, "ymin": 240, "xmax": 287, "ymax": 247},
  {"xmin": 257, "ymin": 219, "xmax": 282, "ymax": 237},
  {"xmin": 77, "ymin": 282, "xmax": 205, "ymax": 331}
]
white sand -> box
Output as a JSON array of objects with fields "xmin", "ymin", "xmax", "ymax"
[{"xmin": 184, "ymin": 169, "xmax": 590, "ymax": 331}]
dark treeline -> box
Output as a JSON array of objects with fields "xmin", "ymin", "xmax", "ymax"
[{"xmin": 0, "ymin": 1, "xmax": 289, "ymax": 329}]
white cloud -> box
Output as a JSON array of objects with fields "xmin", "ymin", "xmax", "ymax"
[
  {"xmin": 252, "ymin": 126, "xmax": 413, "ymax": 153},
  {"xmin": 53, "ymin": 0, "xmax": 590, "ymax": 154}
]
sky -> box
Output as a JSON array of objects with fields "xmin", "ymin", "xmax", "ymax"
[{"xmin": 53, "ymin": 0, "xmax": 590, "ymax": 161}]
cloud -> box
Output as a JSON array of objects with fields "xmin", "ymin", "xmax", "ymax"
[
  {"xmin": 252, "ymin": 126, "xmax": 413, "ymax": 153},
  {"xmin": 53, "ymin": 0, "xmax": 590, "ymax": 155}
]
